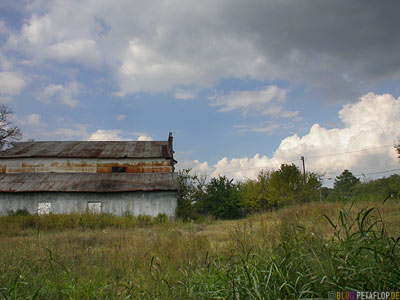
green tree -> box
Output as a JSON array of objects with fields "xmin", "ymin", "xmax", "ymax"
[
  {"xmin": 240, "ymin": 170, "xmax": 271, "ymax": 213},
  {"xmin": 202, "ymin": 176, "xmax": 243, "ymax": 219},
  {"xmin": 266, "ymin": 164, "xmax": 322, "ymax": 205},
  {"xmin": 333, "ymin": 169, "xmax": 360, "ymax": 199},
  {"xmin": 267, "ymin": 164, "xmax": 304, "ymax": 205},
  {"xmin": 176, "ymin": 169, "xmax": 206, "ymax": 220}
]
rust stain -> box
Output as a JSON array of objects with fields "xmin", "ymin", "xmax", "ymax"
[
  {"xmin": 96, "ymin": 162, "xmax": 172, "ymax": 173},
  {"xmin": 22, "ymin": 161, "xmax": 45, "ymax": 168},
  {"xmin": 2, "ymin": 159, "xmax": 173, "ymax": 173}
]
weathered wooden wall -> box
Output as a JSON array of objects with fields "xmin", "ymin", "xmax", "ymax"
[{"xmin": 0, "ymin": 158, "xmax": 173, "ymax": 174}]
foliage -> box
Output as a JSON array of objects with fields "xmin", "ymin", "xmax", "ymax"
[
  {"xmin": 176, "ymin": 169, "xmax": 206, "ymax": 220},
  {"xmin": 0, "ymin": 104, "xmax": 21, "ymax": 149},
  {"xmin": 351, "ymin": 174, "xmax": 400, "ymax": 202},
  {"xmin": 332, "ymin": 169, "xmax": 361, "ymax": 200},
  {"xmin": 324, "ymin": 170, "xmax": 400, "ymax": 202},
  {"xmin": 7, "ymin": 208, "xmax": 30, "ymax": 216},
  {"xmin": 266, "ymin": 164, "xmax": 322, "ymax": 205},
  {"xmin": 177, "ymin": 165, "xmax": 322, "ymax": 220},
  {"xmin": 239, "ymin": 170, "xmax": 271, "ymax": 213},
  {"xmin": 202, "ymin": 176, "xmax": 243, "ymax": 219}
]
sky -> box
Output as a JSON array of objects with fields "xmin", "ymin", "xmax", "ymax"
[{"xmin": 1, "ymin": 0, "xmax": 400, "ymax": 186}]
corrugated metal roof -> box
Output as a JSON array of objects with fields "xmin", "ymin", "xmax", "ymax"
[
  {"xmin": 0, "ymin": 172, "xmax": 178, "ymax": 193},
  {"xmin": 0, "ymin": 141, "xmax": 173, "ymax": 159}
]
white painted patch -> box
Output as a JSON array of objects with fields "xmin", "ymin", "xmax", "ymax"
[
  {"xmin": 87, "ymin": 202, "xmax": 102, "ymax": 214},
  {"xmin": 38, "ymin": 202, "xmax": 51, "ymax": 215}
]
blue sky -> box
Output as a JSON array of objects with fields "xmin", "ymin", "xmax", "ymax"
[{"xmin": 1, "ymin": 0, "xmax": 400, "ymax": 185}]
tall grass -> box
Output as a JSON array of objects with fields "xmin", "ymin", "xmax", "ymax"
[
  {"xmin": 0, "ymin": 200, "xmax": 399, "ymax": 299},
  {"xmin": 0, "ymin": 212, "xmax": 170, "ymax": 235}
]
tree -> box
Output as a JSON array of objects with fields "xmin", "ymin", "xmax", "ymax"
[
  {"xmin": 240, "ymin": 170, "xmax": 271, "ymax": 213},
  {"xmin": 266, "ymin": 164, "xmax": 322, "ymax": 205},
  {"xmin": 176, "ymin": 169, "xmax": 206, "ymax": 220},
  {"xmin": 0, "ymin": 104, "xmax": 21, "ymax": 149},
  {"xmin": 201, "ymin": 176, "xmax": 243, "ymax": 219},
  {"xmin": 333, "ymin": 169, "xmax": 360, "ymax": 199}
]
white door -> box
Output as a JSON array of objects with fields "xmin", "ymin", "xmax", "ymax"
[
  {"xmin": 88, "ymin": 202, "xmax": 102, "ymax": 214},
  {"xmin": 38, "ymin": 202, "xmax": 51, "ymax": 215}
]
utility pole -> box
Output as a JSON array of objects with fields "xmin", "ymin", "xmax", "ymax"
[{"xmin": 301, "ymin": 156, "xmax": 306, "ymax": 185}]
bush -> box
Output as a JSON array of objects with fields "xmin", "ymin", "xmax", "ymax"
[{"xmin": 7, "ymin": 208, "xmax": 30, "ymax": 216}]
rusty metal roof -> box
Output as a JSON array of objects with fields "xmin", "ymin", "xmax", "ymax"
[
  {"xmin": 0, "ymin": 141, "xmax": 173, "ymax": 159},
  {"xmin": 0, "ymin": 172, "xmax": 178, "ymax": 193}
]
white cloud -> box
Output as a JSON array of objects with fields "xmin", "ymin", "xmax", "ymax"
[
  {"xmin": 115, "ymin": 114, "xmax": 126, "ymax": 121},
  {"xmin": 211, "ymin": 93, "xmax": 400, "ymax": 183},
  {"xmin": 18, "ymin": 113, "xmax": 43, "ymax": 127},
  {"xmin": 211, "ymin": 86, "xmax": 286, "ymax": 114},
  {"xmin": 234, "ymin": 123, "xmax": 279, "ymax": 134},
  {"xmin": 38, "ymin": 82, "xmax": 81, "ymax": 107},
  {"xmin": 176, "ymin": 159, "xmax": 213, "ymax": 174},
  {"xmin": 88, "ymin": 130, "xmax": 153, "ymax": 141},
  {"xmin": 0, "ymin": 72, "xmax": 26, "ymax": 95},
  {"xmin": 40, "ymin": 124, "xmax": 90, "ymax": 140},
  {"xmin": 174, "ymin": 88, "xmax": 197, "ymax": 100},
  {"xmin": 262, "ymin": 104, "xmax": 299, "ymax": 118},
  {"xmin": 88, "ymin": 129, "xmax": 132, "ymax": 141},
  {"xmin": 137, "ymin": 135, "xmax": 153, "ymax": 141}
]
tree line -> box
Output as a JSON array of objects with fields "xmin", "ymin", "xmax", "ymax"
[{"xmin": 177, "ymin": 164, "xmax": 400, "ymax": 220}]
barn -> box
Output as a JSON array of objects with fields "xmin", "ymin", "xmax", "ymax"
[{"xmin": 0, "ymin": 133, "xmax": 178, "ymax": 217}]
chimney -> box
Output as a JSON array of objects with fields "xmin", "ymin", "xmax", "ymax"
[
  {"xmin": 168, "ymin": 132, "xmax": 173, "ymax": 153},
  {"xmin": 168, "ymin": 132, "xmax": 175, "ymax": 172}
]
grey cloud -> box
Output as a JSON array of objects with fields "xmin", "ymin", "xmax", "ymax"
[{"xmin": 4, "ymin": 0, "xmax": 400, "ymax": 97}]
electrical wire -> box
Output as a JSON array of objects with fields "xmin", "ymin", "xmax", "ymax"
[
  {"xmin": 214, "ymin": 143, "xmax": 399, "ymax": 177},
  {"xmin": 304, "ymin": 144, "xmax": 396, "ymax": 159},
  {"xmin": 217, "ymin": 158, "xmax": 301, "ymax": 175}
]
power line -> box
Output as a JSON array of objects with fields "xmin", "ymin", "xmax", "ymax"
[
  {"xmin": 354, "ymin": 168, "xmax": 400, "ymax": 177},
  {"xmin": 305, "ymin": 144, "xmax": 396, "ymax": 159},
  {"xmin": 214, "ymin": 143, "xmax": 398, "ymax": 176},
  {"xmin": 217, "ymin": 158, "xmax": 300, "ymax": 175},
  {"xmin": 323, "ymin": 167, "xmax": 400, "ymax": 180}
]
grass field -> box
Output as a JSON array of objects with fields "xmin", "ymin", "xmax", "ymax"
[{"xmin": 1, "ymin": 199, "xmax": 399, "ymax": 299}]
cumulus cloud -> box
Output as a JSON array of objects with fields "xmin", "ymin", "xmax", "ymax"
[
  {"xmin": 88, "ymin": 130, "xmax": 153, "ymax": 142},
  {"xmin": 88, "ymin": 129, "xmax": 132, "ymax": 141},
  {"xmin": 137, "ymin": 135, "xmax": 153, "ymax": 141},
  {"xmin": 38, "ymin": 82, "xmax": 81, "ymax": 107},
  {"xmin": 176, "ymin": 159, "xmax": 213, "ymax": 175},
  {"xmin": 5, "ymin": 1, "xmax": 400, "ymax": 96},
  {"xmin": 211, "ymin": 93, "xmax": 400, "ymax": 183},
  {"xmin": 0, "ymin": 72, "xmax": 26, "ymax": 95}
]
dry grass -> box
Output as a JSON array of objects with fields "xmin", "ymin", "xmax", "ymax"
[{"xmin": 1, "ymin": 199, "xmax": 399, "ymax": 299}]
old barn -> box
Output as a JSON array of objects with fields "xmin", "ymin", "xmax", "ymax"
[{"xmin": 0, "ymin": 133, "xmax": 178, "ymax": 217}]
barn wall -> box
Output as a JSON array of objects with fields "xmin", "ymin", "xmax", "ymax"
[
  {"xmin": 0, "ymin": 191, "xmax": 178, "ymax": 217},
  {"xmin": 0, "ymin": 158, "xmax": 173, "ymax": 174}
]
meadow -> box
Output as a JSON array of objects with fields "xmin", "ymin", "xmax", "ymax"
[{"xmin": 1, "ymin": 199, "xmax": 399, "ymax": 299}]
